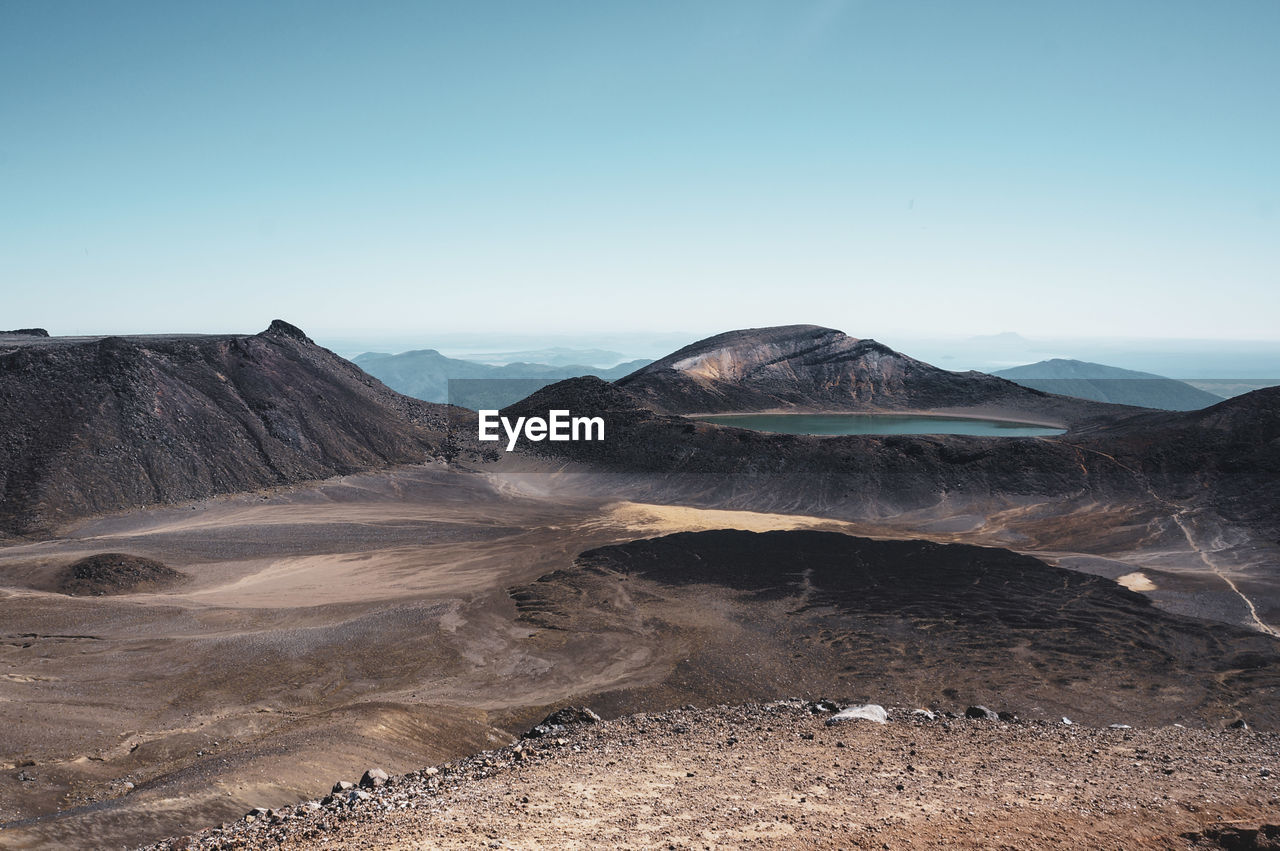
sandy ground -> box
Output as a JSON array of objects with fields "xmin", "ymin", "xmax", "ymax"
[
  {"xmin": 2, "ymin": 462, "xmax": 1278, "ymax": 849},
  {"xmin": 145, "ymin": 702, "xmax": 1280, "ymax": 851}
]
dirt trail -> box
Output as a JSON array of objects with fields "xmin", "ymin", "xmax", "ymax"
[{"xmin": 1065, "ymin": 442, "xmax": 1279, "ymax": 637}]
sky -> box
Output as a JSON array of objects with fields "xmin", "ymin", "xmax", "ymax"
[{"xmin": 2, "ymin": 1, "xmax": 1278, "ymax": 342}]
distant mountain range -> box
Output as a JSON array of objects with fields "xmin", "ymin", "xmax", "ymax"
[
  {"xmin": 993, "ymin": 359, "xmax": 1224, "ymax": 410},
  {"xmin": 353, "ymin": 349, "xmax": 651, "ymax": 408}
]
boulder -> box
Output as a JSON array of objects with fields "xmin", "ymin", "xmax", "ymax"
[
  {"xmin": 965, "ymin": 706, "xmax": 999, "ymax": 721},
  {"xmin": 359, "ymin": 768, "xmax": 389, "ymax": 789},
  {"xmin": 825, "ymin": 704, "xmax": 888, "ymax": 725},
  {"xmin": 526, "ymin": 706, "xmax": 602, "ymax": 738},
  {"xmin": 542, "ymin": 707, "xmax": 602, "ymax": 726}
]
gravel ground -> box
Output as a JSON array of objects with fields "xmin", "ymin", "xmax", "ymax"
[{"xmin": 143, "ymin": 701, "xmax": 1280, "ymax": 850}]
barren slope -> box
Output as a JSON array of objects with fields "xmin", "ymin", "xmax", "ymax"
[
  {"xmin": 144, "ymin": 702, "xmax": 1280, "ymax": 850},
  {"xmin": 0, "ymin": 321, "xmax": 456, "ymax": 535}
]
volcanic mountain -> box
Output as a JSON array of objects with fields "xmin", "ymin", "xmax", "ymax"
[
  {"xmin": 0, "ymin": 320, "xmax": 454, "ymax": 536},
  {"xmin": 615, "ymin": 325, "xmax": 1132, "ymax": 426}
]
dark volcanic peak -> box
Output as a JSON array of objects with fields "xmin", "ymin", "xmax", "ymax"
[
  {"xmin": 505, "ymin": 374, "xmax": 649, "ymax": 416},
  {"xmin": 262, "ymin": 318, "xmax": 314, "ymax": 344},
  {"xmin": 616, "ymin": 325, "xmax": 1132, "ymax": 426},
  {"xmin": 0, "ymin": 325, "xmax": 453, "ymax": 535}
]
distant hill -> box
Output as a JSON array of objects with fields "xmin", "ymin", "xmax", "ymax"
[
  {"xmin": 353, "ymin": 349, "xmax": 650, "ymax": 408},
  {"xmin": 463, "ymin": 346, "xmax": 630, "ymax": 367},
  {"xmin": 0, "ymin": 320, "xmax": 454, "ymax": 535},
  {"xmin": 993, "ymin": 359, "xmax": 1224, "ymax": 410},
  {"xmin": 614, "ymin": 325, "xmax": 1131, "ymax": 427}
]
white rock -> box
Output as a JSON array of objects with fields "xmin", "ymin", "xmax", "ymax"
[{"xmin": 825, "ymin": 704, "xmax": 888, "ymax": 725}]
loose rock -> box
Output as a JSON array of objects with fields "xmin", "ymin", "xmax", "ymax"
[
  {"xmin": 360, "ymin": 768, "xmax": 389, "ymax": 789},
  {"xmin": 965, "ymin": 706, "xmax": 999, "ymax": 721}
]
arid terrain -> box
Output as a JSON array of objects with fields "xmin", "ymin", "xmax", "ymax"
[
  {"xmin": 2, "ymin": 324, "xmax": 1278, "ymax": 849},
  {"xmin": 143, "ymin": 702, "xmax": 1280, "ymax": 850}
]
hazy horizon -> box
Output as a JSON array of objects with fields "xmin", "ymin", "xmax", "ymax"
[{"xmin": 9, "ymin": 320, "xmax": 1280, "ymax": 378}]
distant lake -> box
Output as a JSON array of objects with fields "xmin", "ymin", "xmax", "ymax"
[{"xmin": 696, "ymin": 413, "xmax": 1066, "ymax": 437}]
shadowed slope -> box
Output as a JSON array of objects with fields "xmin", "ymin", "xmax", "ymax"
[{"xmin": 510, "ymin": 529, "xmax": 1280, "ymax": 727}]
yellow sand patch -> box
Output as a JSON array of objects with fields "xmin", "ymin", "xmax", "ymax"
[
  {"xmin": 595, "ymin": 502, "xmax": 852, "ymax": 535},
  {"xmin": 1117, "ymin": 571, "xmax": 1157, "ymax": 592}
]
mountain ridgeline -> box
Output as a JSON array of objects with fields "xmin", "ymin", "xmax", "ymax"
[
  {"xmin": 615, "ymin": 325, "xmax": 1133, "ymax": 426},
  {"xmin": 0, "ymin": 321, "xmax": 453, "ymax": 535},
  {"xmin": 993, "ymin": 358, "xmax": 1224, "ymax": 411}
]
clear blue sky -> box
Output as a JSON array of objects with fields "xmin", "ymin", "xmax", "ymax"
[{"xmin": 2, "ymin": 1, "xmax": 1277, "ymax": 340}]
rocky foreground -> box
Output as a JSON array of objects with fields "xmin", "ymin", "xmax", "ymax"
[{"xmin": 145, "ymin": 702, "xmax": 1279, "ymax": 850}]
